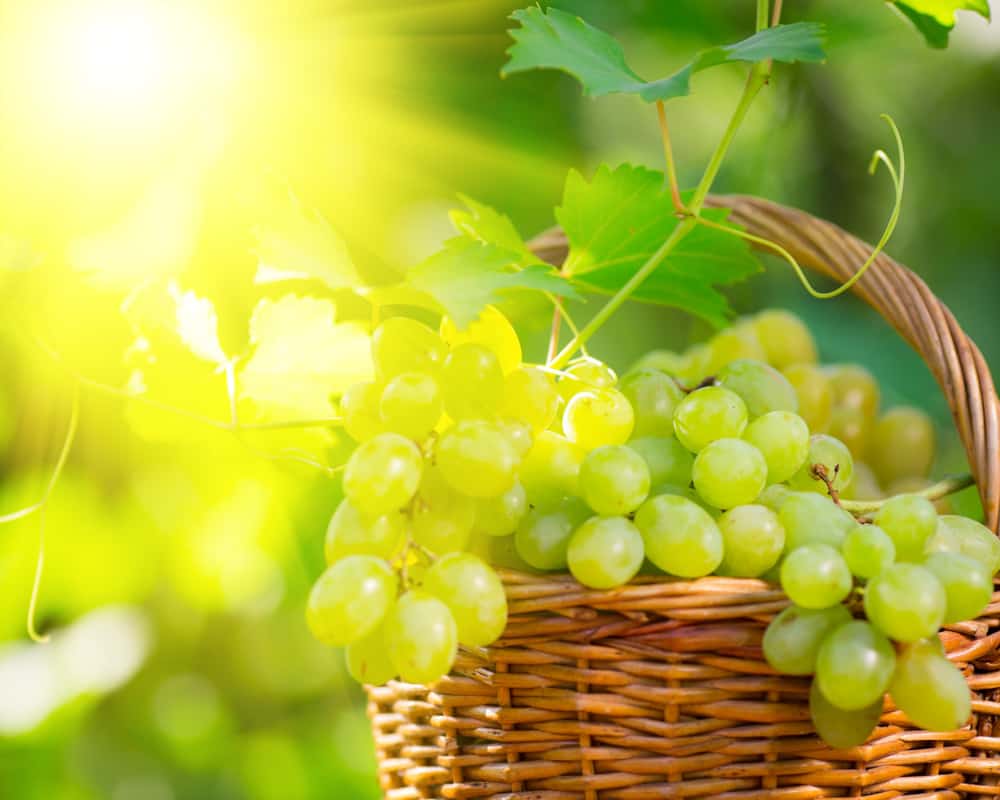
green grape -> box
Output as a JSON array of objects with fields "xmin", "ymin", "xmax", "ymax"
[
  {"xmin": 759, "ymin": 483, "xmax": 793, "ymax": 511},
  {"xmin": 474, "ymin": 481, "xmax": 528, "ymax": 537},
  {"xmin": 629, "ymin": 349, "xmax": 685, "ymax": 376},
  {"xmin": 372, "ymin": 317, "xmax": 447, "ymax": 380},
  {"xmin": 864, "ymin": 563, "xmax": 945, "ymax": 642},
  {"xmin": 619, "ymin": 368, "xmax": 684, "ymax": 437},
  {"xmin": 841, "ymin": 524, "xmax": 895, "ymax": 580},
  {"xmin": 829, "ymin": 406, "xmax": 870, "ymax": 462},
  {"xmin": 677, "ymin": 343, "xmax": 710, "ymax": 386},
  {"xmin": 923, "ymin": 552, "xmax": 992, "ymax": 624},
  {"xmin": 514, "ymin": 498, "xmax": 590, "ymax": 570},
  {"xmin": 652, "ymin": 483, "xmax": 719, "ymax": 517},
  {"xmin": 579, "ymin": 445, "xmax": 650, "ymax": 516},
  {"xmin": 717, "ymin": 359, "xmax": 799, "ymax": 418},
  {"xmin": 845, "ymin": 462, "xmax": 882, "ymax": 502},
  {"xmin": 702, "ymin": 325, "xmax": 767, "ymax": 375},
  {"xmin": 440, "ymin": 305, "xmax": 522, "ymax": 374},
  {"xmin": 890, "ymin": 638, "xmax": 971, "ymax": 732},
  {"xmin": 325, "ymin": 500, "xmax": 406, "ymax": 563},
  {"xmin": 379, "ymin": 372, "xmax": 442, "ymax": 441},
  {"xmin": 441, "ymin": 343, "xmax": 505, "ymax": 420},
  {"xmin": 780, "ymin": 543, "xmax": 852, "ymax": 609},
  {"xmin": 307, "ymin": 556, "xmax": 397, "ymax": 646},
  {"xmin": 501, "ymin": 367, "xmax": 559, "ymax": 433},
  {"xmin": 345, "ymin": 624, "xmax": 396, "ymax": 685},
  {"xmin": 716, "ymin": 504, "xmax": 785, "ymax": 577},
  {"xmin": 809, "ymin": 680, "xmax": 882, "ymax": 749},
  {"xmin": 498, "ymin": 418, "xmax": 534, "ymax": 459},
  {"xmin": 816, "ymin": 621, "xmax": 896, "ymax": 711},
  {"xmin": 557, "ymin": 359, "xmax": 617, "ymax": 401},
  {"xmin": 412, "ymin": 465, "xmax": 476, "ymax": 554},
  {"xmin": 343, "ymin": 432, "xmax": 423, "ymax": 516},
  {"xmin": 672, "ymin": 386, "xmax": 748, "ymax": 453},
  {"xmin": 566, "ymin": 516, "xmax": 645, "ymax": 589},
  {"xmin": 634, "ymin": 494, "xmax": 723, "ymax": 578},
  {"xmin": 827, "ymin": 364, "xmax": 880, "ymax": 420},
  {"xmin": 779, "ymin": 492, "xmax": 856, "ymax": 551},
  {"xmin": 874, "ymin": 494, "xmax": 938, "ymax": 562},
  {"xmin": 385, "ymin": 590, "xmax": 458, "ymax": 684},
  {"xmin": 753, "ymin": 310, "xmax": 818, "ymax": 370},
  {"xmin": 782, "ymin": 363, "xmax": 833, "ymax": 433},
  {"xmin": 691, "ymin": 438, "xmax": 768, "ymax": 509},
  {"xmin": 789, "ymin": 434, "xmax": 855, "ymax": 495},
  {"xmin": 518, "ymin": 431, "xmax": 584, "ymax": 508},
  {"xmin": 626, "ymin": 436, "xmax": 693, "ymax": 488},
  {"xmin": 763, "ymin": 604, "xmax": 852, "ymax": 675},
  {"xmin": 422, "ymin": 553, "xmax": 507, "ymax": 647},
  {"xmin": 562, "ymin": 387, "xmax": 634, "ymax": 450},
  {"xmin": 468, "ymin": 531, "xmax": 534, "ymax": 572},
  {"xmin": 436, "ymin": 421, "xmax": 517, "ymax": 498},
  {"xmin": 341, "ymin": 381, "xmax": 383, "ymax": 442},
  {"xmin": 870, "ymin": 407, "xmax": 935, "ymax": 485},
  {"xmin": 928, "ymin": 515, "xmax": 1000, "ymax": 575},
  {"xmin": 742, "ymin": 410, "xmax": 810, "ymax": 483}
]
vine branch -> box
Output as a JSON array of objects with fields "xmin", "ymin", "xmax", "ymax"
[{"xmin": 841, "ymin": 474, "xmax": 976, "ymax": 515}]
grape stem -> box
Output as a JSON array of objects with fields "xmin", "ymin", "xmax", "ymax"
[
  {"xmin": 840, "ymin": 474, "xmax": 976, "ymax": 515},
  {"xmin": 812, "ymin": 463, "xmax": 843, "ymax": 507}
]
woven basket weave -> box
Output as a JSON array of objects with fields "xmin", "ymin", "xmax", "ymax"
[{"xmin": 367, "ymin": 195, "xmax": 1000, "ymax": 799}]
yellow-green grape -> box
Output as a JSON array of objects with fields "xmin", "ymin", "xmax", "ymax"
[
  {"xmin": 514, "ymin": 498, "xmax": 590, "ymax": 570},
  {"xmin": 779, "ymin": 492, "xmax": 856, "ymax": 551},
  {"xmin": 325, "ymin": 500, "xmax": 406, "ymax": 563},
  {"xmin": 716, "ymin": 504, "xmax": 785, "ymax": 577},
  {"xmin": 763, "ymin": 604, "xmax": 852, "ymax": 675},
  {"xmin": 809, "ymin": 680, "xmax": 882, "ymax": 749},
  {"xmin": 846, "ymin": 462, "xmax": 883, "ymax": 502},
  {"xmin": 780, "ymin": 543, "xmax": 852, "ymax": 609},
  {"xmin": 789, "ymin": 434, "xmax": 855, "ymax": 495},
  {"xmin": 518, "ymin": 431, "xmax": 584, "ymax": 508},
  {"xmin": 341, "ymin": 381, "xmax": 383, "ymax": 442},
  {"xmin": 557, "ymin": 359, "xmax": 618, "ymax": 402},
  {"xmin": 563, "ymin": 387, "xmax": 634, "ymax": 450},
  {"xmin": 753, "ymin": 310, "xmax": 818, "ymax": 370},
  {"xmin": 782, "ymin": 363, "xmax": 833, "ymax": 433},
  {"xmin": 870, "ymin": 407, "xmax": 936, "ymax": 485},
  {"xmin": 827, "ymin": 364, "xmax": 880, "ymax": 420},
  {"xmin": 422, "ymin": 553, "xmax": 508, "ymax": 647},
  {"xmin": 672, "ymin": 386, "xmax": 748, "ymax": 453},
  {"xmin": 629, "ymin": 349, "xmax": 685, "ymax": 376},
  {"xmin": 501, "ymin": 367, "xmax": 559, "ymax": 433},
  {"xmin": 653, "ymin": 483, "xmax": 720, "ymax": 517},
  {"xmin": 372, "ymin": 317, "xmax": 447, "ymax": 380},
  {"xmin": 411, "ymin": 465, "xmax": 476, "ymax": 554},
  {"xmin": 379, "ymin": 372, "xmax": 442, "ymax": 441},
  {"xmin": 874, "ymin": 494, "xmax": 938, "ymax": 563},
  {"xmin": 346, "ymin": 624, "xmax": 396, "ymax": 685},
  {"xmin": 841, "ymin": 524, "xmax": 895, "ymax": 580},
  {"xmin": 759, "ymin": 483, "xmax": 794, "ymax": 511},
  {"xmin": 436, "ymin": 421, "xmax": 518, "ymax": 498},
  {"xmin": 923, "ymin": 552, "xmax": 993, "ymax": 624},
  {"xmin": 816, "ymin": 620, "xmax": 896, "ymax": 711},
  {"xmin": 692, "ymin": 438, "xmax": 768, "ymax": 509},
  {"xmin": 343, "ymin": 432, "xmax": 423, "ymax": 516},
  {"xmin": 890, "ymin": 638, "xmax": 971, "ymax": 732},
  {"xmin": 742, "ymin": 411, "xmax": 810, "ymax": 484},
  {"xmin": 619, "ymin": 368, "xmax": 684, "ymax": 437},
  {"xmin": 385, "ymin": 590, "xmax": 458, "ymax": 684},
  {"xmin": 499, "ymin": 418, "xmax": 534, "ymax": 459},
  {"xmin": 677, "ymin": 344, "xmax": 710, "ymax": 386},
  {"xmin": 468, "ymin": 531, "xmax": 534, "ymax": 572},
  {"xmin": 864, "ymin": 563, "xmax": 945, "ymax": 642},
  {"xmin": 579, "ymin": 445, "xmax": 650, "ymax": 516},
  {"xmin": 441, "ymin": 343, "xmax": 504, "ymax": 420},
  {"xmin": 566, "ymin": 516, "xmax": 645, "ymax": 589},
  {"xmin": 829, "ymin": 406, "xmax": 870, "ymax": 461},
  {"xmin": 626, "ymin": 436, "xmax": 693, "ymax": 487},
  {"xmin": 928, "ymin": 515, "xmax": 1000, "ymax": 575},
  {"xmin": 440, "ymin": 305, "xmax": 522, "ymax": 374},
  {"xmin": 702, "ymin": 324, "xmax": 767, "ymax": 375},
  {"xmin": 634, "ymin": 494, "xmax": 723, "ymax": 578},
  {"xmin": 474, "ymin": 481, "xmax": 528, "ymax": 537},
  {"xmin": 307, "ymin": 556, "xmax": 397, "ymax": 646},
  {"xmin": 717, "ymin": 359, "xmax": 799, "ymax": 418}
]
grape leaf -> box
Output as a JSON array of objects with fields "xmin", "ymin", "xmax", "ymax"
[
  {"xmin": 889, "ymin": 0, "xmax": 990, "ymax": 48},
  {"xmin": 239, "ymin": 295, "xmax": 373, "ymax": 419},
  {"xmin": 502, "ymin": 6, "xmax": 825, "ymax": 102},
  {"xmin": 169, "ymin": 283, "xmax": 229, "ymax": 367},
  {"xmin": 555, "ymin": 164, "xmax": 761, "ymax": 327},
  {"xmin": 449, "ymin": 195, "xmax": 540, "ymax": 261}
]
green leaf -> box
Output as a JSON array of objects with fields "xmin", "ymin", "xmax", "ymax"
[
  {"xmin": 239, "ymin": 295, "xmax": 373, "ymax": 419},
  {"xmin": 502, "ymin": 6, "xmax": 825, "ymax": 103},
  {"xmin": 169, "ymin": 282, "xmax": 229, "ymax": 367},
  {"xmin": 555, "ymin": 164, "xmax": 761, "ymax": 327},
  {"xmin": 889, "ymin": 0, "xmax": 990, "ymax": 48},
  {"xmin": 407, "ymin": 237, "xmax": 578, "ymax": 327},
  {"xmin": 449, "ymin": 195, "xmax": 539, "ymax": 261}
]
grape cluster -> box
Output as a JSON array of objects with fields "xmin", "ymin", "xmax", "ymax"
[{"xmin": 308, "ymin": 305, "xmax": 998, "ymax": 748}]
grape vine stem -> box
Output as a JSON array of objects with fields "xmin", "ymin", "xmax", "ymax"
[{"xmin": 840, "ymin": 474, "xmax": 976, "ymax": 515}]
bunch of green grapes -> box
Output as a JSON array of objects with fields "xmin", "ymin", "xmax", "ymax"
[{"xmin": 308, "ymin": 305, "xmax": 998, "ymax": 749}]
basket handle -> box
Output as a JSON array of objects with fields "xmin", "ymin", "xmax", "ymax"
[{"xmin": 528, "ymin": 194, "xmax": 1000, "ymax": 533}]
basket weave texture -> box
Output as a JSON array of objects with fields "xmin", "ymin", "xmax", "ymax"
[{"xmin": 367, "ymin": 196, "xmax": 1000, "ymax": 799}]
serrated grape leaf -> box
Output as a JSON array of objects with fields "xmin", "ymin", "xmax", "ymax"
[
  {"xmin": 406, "ymin": 237, "xmax": 579, "ymax": 328},
  {"xmin": 169, "ymin": 282, "xmax": 229, "ymax": 367},
  {"xmin": 239, "ymin": 295, "xmax": 373, "ymax": 419},
  {"xmin": 450, "ymin": 195, "xmax": 540, "ymax": 261},
  {"xmin": 502, "ymin": 6, "xmax": 825, "ymax": 102},
  {"xmin": 889, "ymin": 0, "xmax": 990, "ymax": 48},
  {"xmin": 556, "ymin": 164, "xmax": 760, "ymax": 328}
]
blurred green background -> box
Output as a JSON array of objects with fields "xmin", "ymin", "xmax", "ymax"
[{"xmin": 0, "ymin": 1, "xmax": 997, "ymax": 797}]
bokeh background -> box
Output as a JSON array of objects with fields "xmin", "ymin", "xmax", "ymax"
[{"xmin": 1, "ymin": 1, "xmax": 998, "ymax": 798}]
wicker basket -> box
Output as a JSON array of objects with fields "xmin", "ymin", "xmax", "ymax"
[{"xmin": 366, "ymin": 195, "xmax": 1000, "ymax": 799}]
